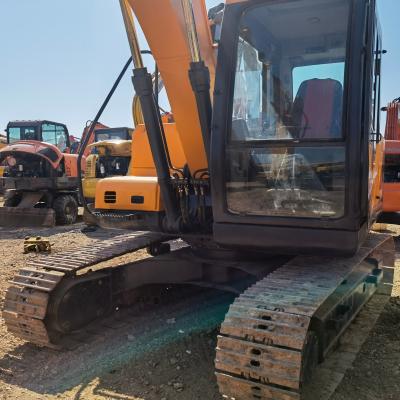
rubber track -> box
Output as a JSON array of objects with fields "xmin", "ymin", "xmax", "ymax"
[
  {"xmin": 215, "ymin": 233, "xmax": 391, "ymax": 400},
  {"xmin": 2, "ymin": 231, "xmax": 167, "ymax": 348}
]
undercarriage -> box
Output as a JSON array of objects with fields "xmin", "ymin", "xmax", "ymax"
[
  {"xmin": 0, "ymin": 176, "xmax": 79, "ymax": 227},
  {"xmin": 2, "ymin": 231, "xmax": 394, "ymax": 399}
]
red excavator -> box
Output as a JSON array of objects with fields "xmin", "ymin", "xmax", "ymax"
[
  {"xmin": 383, "ymin": 98, "xmax": 400, "ymax": 212},
  {"xmin": 0, "ymin": 120, "xmax": 106, "ymax": 226}
]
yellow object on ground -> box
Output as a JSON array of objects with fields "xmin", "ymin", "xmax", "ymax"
[{"xmin": 23, "ymin": 237, "xmax": 52, "ymax": 253}]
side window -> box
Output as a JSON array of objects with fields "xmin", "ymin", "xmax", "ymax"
[
  {"xmin": 55, "ymin": 125, "xmax": 67, "ymax": 152},
  {"xmin": 42, "ymin": 124, "xmax": 67, "ymax": 152},
  {"xmin": 24, "ymin": 128, "xmax": 37, "ymax": 141},
  {"xmin": 8, "ymin": 127, "xmax": 22, "ymax": 143},
  {"xmin": 8, "ymin": 127, "xmax": 37, "ymax": 143},
  {"xmin": 42, "ymin": 124, "xmax": 57, "ymax": 146}
]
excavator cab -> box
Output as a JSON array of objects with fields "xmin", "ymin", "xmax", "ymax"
[
  {"xmin": 82, "ymin": 127, "xmax": 134, "ymax": 204},
  {"xmin": 6, "ymin": 120, "xmax": 71, "ymax": 151},
  {"xmin": 211, "ymin": 0, "xmax": 383, "ymax": 255},
  {"xmin": 93, "ymin": 127, "xmax": 133, "ymax": 142}
]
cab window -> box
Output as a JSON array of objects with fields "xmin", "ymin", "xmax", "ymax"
[
  {"xmin": 226, "ymin": 0, "xmax": 350, "ymax": 219},
  {"xmin": 42, "ymin": 124, "xmax": 68, "ymax": 152},
  {"xmin": 8, "ymin": 126, "xmax": 38, "ymax": 143},
  {"xmin": 384, "ymin": 154, "xmax": 400, "ymax": 183}
]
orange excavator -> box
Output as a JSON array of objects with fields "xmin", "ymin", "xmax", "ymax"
[
  {"xmin": 383, "ymin": 98, "xmax": 400, "ymax": 212},
  {"xmin": 3, "ymin": 1, "xmax": 395, "ymax": 399},
  {"xmin": 0, "ymin": 120, "xmax": 105, "ymax": 226}
]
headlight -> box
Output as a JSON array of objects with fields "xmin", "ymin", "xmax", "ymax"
[{"xmin": 6, "ymin": 156, "xmax": 17, "ymax": 167}]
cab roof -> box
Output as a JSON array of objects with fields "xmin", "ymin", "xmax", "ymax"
[{"xmin": 7, "ymin": 120, "xmax": 67, "ymax": 128}]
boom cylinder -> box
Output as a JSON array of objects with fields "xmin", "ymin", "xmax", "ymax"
[
  {"xmin": 132, "ymin": 68, "xmax": 181, "ymax": 232},
  {"xmin": 181, "ymin": 0, "xmax": 201, "ymax": 63},
  {"xmin": 181, "ymin": 0, "xmax": 212, "ymax": 164},
  {"xmin": 119, "ymin": 0, "xmax": 144, "ymax": 69},
  {"xmin": 189, "ymin": 61, "xmax": 212, "ymax": 163}
]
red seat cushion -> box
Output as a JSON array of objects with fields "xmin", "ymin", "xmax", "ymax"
[{"xmin": 292, "ymin": 78, "xmax": 343, "ymax": 139}]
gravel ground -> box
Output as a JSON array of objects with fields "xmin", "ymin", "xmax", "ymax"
[{"xmin": 0, "ymin": 218, "xmax": 399, "ymax": 400}]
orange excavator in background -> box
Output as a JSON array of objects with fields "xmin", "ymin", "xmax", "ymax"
[
  {"xmin": 3, "ymin": 1, "xmax": 395, "ymax": 399},
  {"xmin": 0, "ymin": 120, "xmax": 106, "ymax": 226},
  {"xmin": 383, "ymin": 98, "xmax": 400, "ymax": 212}
]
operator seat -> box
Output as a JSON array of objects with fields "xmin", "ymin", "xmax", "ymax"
[{"xmin": 292, "ymin": 78, "xmax": 343, "ymax": 139}]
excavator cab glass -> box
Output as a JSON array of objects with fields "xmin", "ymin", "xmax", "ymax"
[
  {"xmin": 384, "ymin": 154, "xmax": 400, "ymax": 183},
  {"xmin": 7, "ymin": 125, "xmax": 39, "ymax": 143},
  {"xmin": 41, "ymin": 123, "xmax": 69, "ymax": 152},
  {"xmin": 226, "ymin": 0, "xmax": 349, "ymax": 219},
  {"xmin": 211, "ymin": 0, "xmax": 380, "ymax": 254},
  {"xmin": 94, "ymin": 128, "xmax": 132, "ymax": 142},
  {"xmin": 6, "ymin": 121, "xmax": 70, "ymax": 152}
]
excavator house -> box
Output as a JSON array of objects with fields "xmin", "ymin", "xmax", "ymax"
[{"xmin": 4, "ymin": 1, "xmax": 395, "ymax": 399}]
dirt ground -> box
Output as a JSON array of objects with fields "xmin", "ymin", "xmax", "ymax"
[{"xmin": 0, "ymin": 219, "xmax": 399, "ymax": 400}]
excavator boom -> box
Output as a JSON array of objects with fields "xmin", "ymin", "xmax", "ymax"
[{"xmin": 128, "ymin": 0, "xmax": 215, "ymax": 174}]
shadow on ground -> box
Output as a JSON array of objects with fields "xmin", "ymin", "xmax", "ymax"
[{"xmin": 0, "ymin": 287, "xmax": 232, "ymax": 400}]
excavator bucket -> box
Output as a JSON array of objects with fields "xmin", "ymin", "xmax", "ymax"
[
  {"xmin": 0, "ymin": 207, "xmax": 55, "ymax": 227},
  {"xmin": 0, "ymin": 193, "xmax": 56, "ymax": 228}
]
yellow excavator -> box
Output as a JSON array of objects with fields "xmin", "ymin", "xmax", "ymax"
[
  {"xmin": 82, "ymin": 127, "xmax": 133, "ymax": 203},
  {"xmin": 4, "ymin": 1, "xmax": 395, "ymax": 399},
  {"xmin": 82, "ymin": 76, "xmax": 165, "ymax": 207}
]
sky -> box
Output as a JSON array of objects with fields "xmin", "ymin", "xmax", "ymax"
[{"xmin": 0, "ymin": 0, "xmax": 399, "ymax": 137}]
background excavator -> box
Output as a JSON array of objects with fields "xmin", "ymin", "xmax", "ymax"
[
  {"xmin": 82, "ymin": 126, "xmax": 133, "ymax": 204},
  {"xmin": 383, "ymin": 98, "xmax": 400, "ymax": 212},
  {"xmin": 82, "ymin": 76, "xmax": 168, "ymax": 223},
  {"xmin": 0, "ymin": 120, "xmax": 105, "ymax": 226},
  {"xmin": 3, "ymin": 1, "xmax": 395, "ymax": 399}
]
